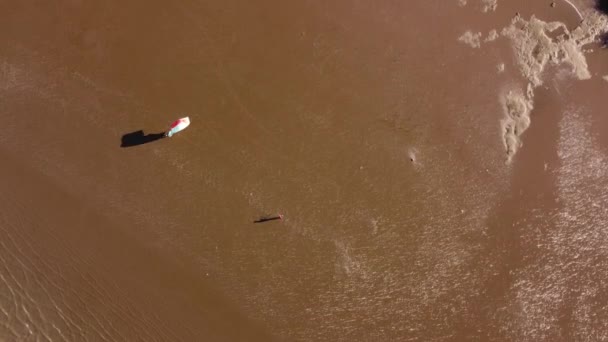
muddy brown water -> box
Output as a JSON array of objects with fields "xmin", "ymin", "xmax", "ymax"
[{"xmin": 1, "ymin": 1, "xmax": 607, "ymax": 341}]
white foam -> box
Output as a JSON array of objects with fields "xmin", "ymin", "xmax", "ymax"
[
  {"xmin": 485, "ymin": 29, "xmax": 499, "ymax": 42},
  {"xmin": 496, "ymin": 10, "xmax": 608, "ymax": 161},
  {"xmin": 458, "ymin": 31, "xmax": 482, "ymax": 48},
  {"xmin": 500, "ymin": 87, "xmax": 533, "ymax": 163},
  {"xmin": 482, "ymin": 0, "xmax": 498, "ymax": 13}
]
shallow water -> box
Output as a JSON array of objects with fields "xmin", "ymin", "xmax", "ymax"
[{"xmin": 1, "ymin": 0, "xmax": 607, "ymax": 341}]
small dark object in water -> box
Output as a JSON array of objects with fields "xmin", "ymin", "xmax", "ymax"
[{"xmin": 254, "ymin": 214, "xmax": 284, "ymax": 223}]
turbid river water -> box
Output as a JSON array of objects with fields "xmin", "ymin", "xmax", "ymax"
[{"xmin": 1, "ymin": 0, "xmax": 608, "ymax": 340}]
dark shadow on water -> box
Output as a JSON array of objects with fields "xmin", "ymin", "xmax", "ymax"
[
  {"xmin": 597, "ymin": 0, "xmax": 608, "ymax": 14},
  {"xmin": 121, "ymin": 130, "xmax": 166, "ymax": 148},
  {"xmin": 253, "ymin": 215, "xmax": 283, "ymax": 223}
]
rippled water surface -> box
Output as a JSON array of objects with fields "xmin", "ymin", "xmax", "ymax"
[{"xmin": 1, "ymin": 0, "xmax": 607, "ymax": 341}]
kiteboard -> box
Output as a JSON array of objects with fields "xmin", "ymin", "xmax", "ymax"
[{"xmin": 165, "ymin": 117, "xmax": 190, "ymax": 137}]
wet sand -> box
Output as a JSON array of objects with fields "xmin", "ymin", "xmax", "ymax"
[{"xmin": 1, "ymin": 0, "xmax": 607, "ymax": 341}]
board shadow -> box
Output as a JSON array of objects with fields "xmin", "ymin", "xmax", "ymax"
[{"xmin": 121, "ymin": 130, "xmax": 166, "ymax": 148}]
